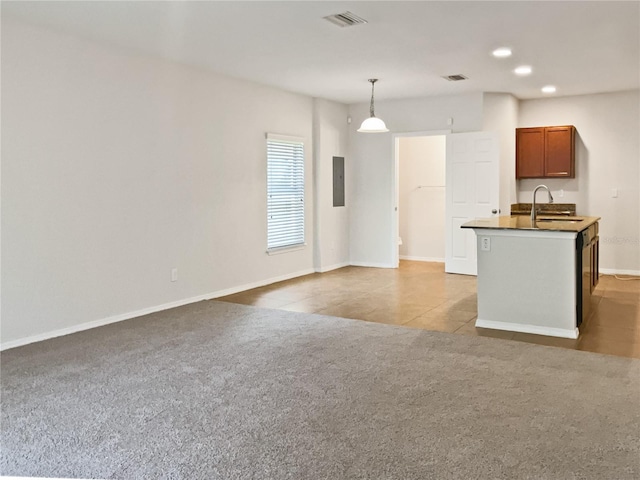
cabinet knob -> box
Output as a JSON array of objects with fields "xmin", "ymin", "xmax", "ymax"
[{"xmin": 492, "ymin": 209, "xmax": 499, "ymax": 214}]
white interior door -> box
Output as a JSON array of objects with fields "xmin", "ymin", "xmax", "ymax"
[{"xmin": 445, "ymin": 132, "xmax": 499, "ymax": 275}]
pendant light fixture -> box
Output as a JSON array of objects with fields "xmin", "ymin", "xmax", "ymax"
[{"xmin": 357, "ymin": 79, "xmax": 389, "ymax": 133}]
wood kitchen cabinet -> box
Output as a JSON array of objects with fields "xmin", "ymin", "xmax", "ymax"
[{"xmin": 516, "ymin": 125, "xmax": 576, "ymax": 179}]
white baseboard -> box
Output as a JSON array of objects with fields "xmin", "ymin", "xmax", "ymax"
[
  {"xmin": 600, "ymin": 268, "xmax": 640, "ymax": 277},
  {"xmin": 315, "ymin": 262, "xmax": 350, "ymax": 273},
  {"xmin": 399, "ymin": 255, "xmax": 445, "ymax": 263},
  {"xmin": 349, "ymin": 261, "xmax": 397, "ymax": 269},
  {"xmin": 0, "ymin": 268, "xmax": 316, "ymax": 352},
  {"xmin": 209, "ymin": 268, "xmax": 316, "ymax": 298},
  {"xmin": 0, "ymin": 294, "xmax": 214, "ymax": 352},
  {"xmin": 475, "ymin": 318, "xmax": 579, "ymax": 339}
]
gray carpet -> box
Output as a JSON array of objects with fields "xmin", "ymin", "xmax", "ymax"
[{"xmin": 1, "ymin": 301, "xmax": 639, "ymax": 479}]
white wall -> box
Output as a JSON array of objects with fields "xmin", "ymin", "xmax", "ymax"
[
  {"xmin": 348, "ymin": 93, "xmax": 484, "ymax": 267},
  {"xmin": 518, "ymin": 90, "xmax": 640, "ymax": 274},
  {"xmin": 1, "ymin": 18, "xmax": 350, "ymax": 346},
  {"xmin": 398, "ymin": 136, "xmax": 446, "ymax": 261},
  {"xmin": 483, "ymin": 93, "xmax": 519, "ymax": 215},
  {"xmin": 312, "ymin": 99, "xmax": 350, "ymax": 272}
]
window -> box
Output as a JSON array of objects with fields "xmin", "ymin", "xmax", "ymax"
[{"xmin": 266, "ymin": 134, "xmax": 305, "ymax": 252}]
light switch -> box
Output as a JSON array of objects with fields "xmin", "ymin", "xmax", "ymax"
[{"xmin": 611, "ymin": 188, "xmax": 618, "ymax": 198}]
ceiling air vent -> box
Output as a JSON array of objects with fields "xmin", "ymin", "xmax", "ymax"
[
  {"xmin": 442, "ymin": 74, "xmax": 468, "ymax": 81},
  {"xmin": 323, "ymin": 11, "xmax": 368, "ymax": 28}
]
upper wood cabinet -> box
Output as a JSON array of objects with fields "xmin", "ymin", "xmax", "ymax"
[{"xmin": 516, "ymin": 125, "xmax": 575, "ymax": 179}]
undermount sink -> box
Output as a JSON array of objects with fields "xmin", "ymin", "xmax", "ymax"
[{"xmin": 536, "ymin": 217, "xmax": 583, "ymax": 224}]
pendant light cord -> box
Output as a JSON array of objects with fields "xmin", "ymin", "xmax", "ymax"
[{"xmin": 368, "ymin": 79, "xmax": 377, "ymax": 118}]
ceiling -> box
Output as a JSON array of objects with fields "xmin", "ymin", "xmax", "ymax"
[{"xmin": 3, "ymin": 1, "xmax": 639, "ymax": 104}]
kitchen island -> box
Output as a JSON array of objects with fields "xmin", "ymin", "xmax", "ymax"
[{"xmin": 462, "ymin": 215, "xmax": 600, "ymax": 339}]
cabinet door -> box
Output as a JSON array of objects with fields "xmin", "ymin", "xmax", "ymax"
[
  {"xmin": 516, "ymin": 127, "xmax": 545, "ymax": 178},
  {"xmin": 545, "ymin": 126, "xmax": 575, "ymax": 177}
]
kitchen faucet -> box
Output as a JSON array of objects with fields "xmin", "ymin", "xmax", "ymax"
[{"xmin": 531, "ymin": 185, "xmax": 554, "ymax": 223}]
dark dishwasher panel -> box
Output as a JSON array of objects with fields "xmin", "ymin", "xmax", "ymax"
[{"xmin": 576, "ymin": 228, "xmax": 594, "ymax": 327}]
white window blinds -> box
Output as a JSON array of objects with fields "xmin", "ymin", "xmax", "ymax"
[{"xmin": 267, "ymin": 134, "xmax": 305, "ymax": 251}]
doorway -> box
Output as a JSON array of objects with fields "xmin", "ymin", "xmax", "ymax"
[
  {"xmin": 393, "ymin": 131, "xmax": 449, "ymax": 267},
  {"xmin": 392, "ymin": 131, "xmax": 500, "ymax": 273}
]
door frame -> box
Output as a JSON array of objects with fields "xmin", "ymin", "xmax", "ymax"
[{"xmin": 392, "ymin": 130, "xmax": 451, "ymax": 268}]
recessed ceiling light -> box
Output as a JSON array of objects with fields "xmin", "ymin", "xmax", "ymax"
[
  {"xmin": 492, "ymin": 47, "xmax": 512, "ymax": 58},
  {"xmin": 542, "ymin": 85, "xmax": 557, "ymax": 94},
  {"xmin": 514, "ymin": 65, "xmax": 532, "ymax": 76}
]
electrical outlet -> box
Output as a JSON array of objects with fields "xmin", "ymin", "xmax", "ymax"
[
  {"xmin": 481, "ymin": 237, "xmax": 491, "ymax": 251},
  {"xmin": 171, "ymin": 268, "xmax": 178, "ymax": 282}
]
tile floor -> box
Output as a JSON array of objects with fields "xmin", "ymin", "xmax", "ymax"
[{"xmin": 218, "ymin": 261, "xmax": 640, "ymax": 359}]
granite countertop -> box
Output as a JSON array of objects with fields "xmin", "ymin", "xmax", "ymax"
[
  {"xmin": 462, "ymin": 215, "xmax": 600, "ymax": 232},
  {"xmin": 510, "ymin": 203, "xmax": 576, "ymax": 216}
]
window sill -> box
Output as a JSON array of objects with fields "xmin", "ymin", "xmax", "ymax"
[{"xmin": 266, "ymin": 244, "xmax": 306, "ymax": 256}]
